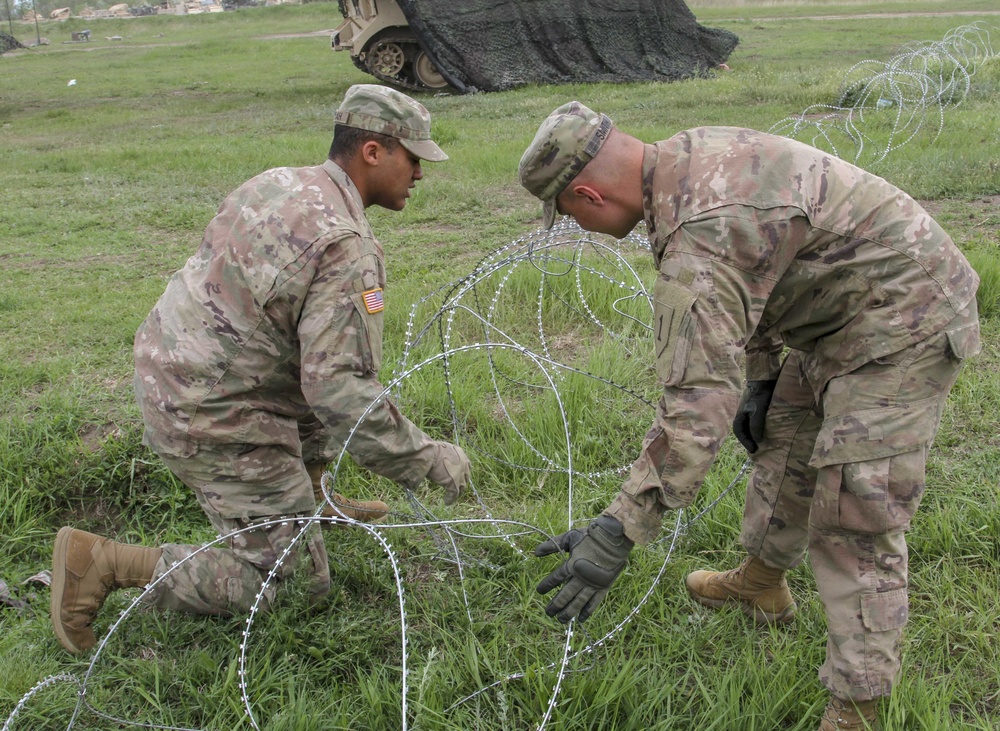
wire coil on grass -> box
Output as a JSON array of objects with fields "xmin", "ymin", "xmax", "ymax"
[
  {"xmin": 4, "ymin": 222, "xmax": 747, "ymax": 731},
  {"xmin": 770, "ymin": 22, "xmax": 999, "ymax": 164}
]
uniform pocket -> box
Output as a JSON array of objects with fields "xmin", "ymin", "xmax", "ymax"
[
  {"xmin": 945, "ymin": 320, "xmax": 981, "ymax": 361},
  {"xmin": 207, "ymin": 444, "xmax": 313, "ymax": 520},
  {"xmin": 809, "ymin": 400, "xmax": 938, "ymax": 534},
  {"xmin": 350, "ymin": 292, "xmax": 384, "ymax": 374},
  {"xmin": 652, "ymin": 275, "xmax": 697, "ymax": 386},
  {"xmin": 860, "ymin": 587, "xmax": 908, "ymax": 632},
  {"xmin": 811, "ymin": 448, "xmax": 928, "ymax": 533},
  {"xmin": 809, "ymin": 397, "xmax": 940, "ymax": 468}
]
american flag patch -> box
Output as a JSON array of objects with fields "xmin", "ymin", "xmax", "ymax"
[{"xmin": 362, "ymin": 287, "xmax": 384, "ymax": 314}]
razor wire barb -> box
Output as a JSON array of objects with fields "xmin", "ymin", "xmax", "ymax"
[
  {"xmin": 2, "ymin": 220, "xmax": 749, "ymax": 731},
  {"xmin": 770, "ymin": 22, "xmax": 999, "ymax": 164}
]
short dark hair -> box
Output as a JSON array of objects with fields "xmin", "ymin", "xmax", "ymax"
[{"xmin": 328, "ymin": 124, "xmax": 401, "ymax": 162}]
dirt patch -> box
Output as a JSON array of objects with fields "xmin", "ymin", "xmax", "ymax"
[
  {"xmin": 920, "ymin": 194, "xmax": 1000, "ymax": 221},
  {"xmin": 919, "ymin": 196, "xmax": 1000, "ymax": 247},
  {"xmin": 79, "ymin": 421, "xmax": 124, "ymax": 453}
]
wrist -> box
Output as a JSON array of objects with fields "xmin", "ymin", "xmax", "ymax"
[{"xmin": 592, "ymin": 514, "xmax": 635, "ymax": 551}]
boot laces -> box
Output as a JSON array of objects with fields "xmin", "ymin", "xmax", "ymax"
[{"xmin": 729, "ymin": 557, "xmax": 752, "ymax": 582}]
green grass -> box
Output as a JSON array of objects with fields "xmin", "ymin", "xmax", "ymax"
[{"xmin": 2, "ymin": 2, "xmax": 999, "ymax": 730}]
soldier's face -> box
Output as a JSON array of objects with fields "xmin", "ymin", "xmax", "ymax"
[{"xmin": 370, "ymin": 143, "xmax": 423, "ymax": 211}]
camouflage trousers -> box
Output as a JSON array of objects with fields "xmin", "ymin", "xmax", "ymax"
[
  {"xmin": 740, "ymin": 306, "xmax": 979, "ymax": 701},
  {"xmin": 143, "ymin": 430, "xmax": 332, "ymax": 616}
]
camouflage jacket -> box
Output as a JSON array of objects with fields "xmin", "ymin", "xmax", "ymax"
[
  {"xmin": 134, "ymin": 160, "xmax": 437, "ymax": 488},
  {"xmin": 606, "ymin": 127, "xmax": 980, "ymax": 543}
]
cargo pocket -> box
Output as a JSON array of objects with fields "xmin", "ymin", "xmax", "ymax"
[
  {"xmin": 860, "ymin": 587, "xmax": 908, "ymax": 633},
  {"xmin": 350, "ymin": 292, "xmax": 384, "ymax": 374},
  {"xmin": 809, "ymin": 399, "xmax": 939, "ymax": 533},
  {"xmin": 143, "ymin": 429, "xmax": 199, "ymax": 459},
  {"xmin": 652, "ymin": 275, "xmax": 697, "ymax": 386},
  {"xmin": 205, "ymin": 444, "xmax": 314, "ymax": 520}
]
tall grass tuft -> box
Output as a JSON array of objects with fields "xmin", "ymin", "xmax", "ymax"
[{"xmin": 966, "ymin": 248, "xmax": 1000, "ymax": 319}]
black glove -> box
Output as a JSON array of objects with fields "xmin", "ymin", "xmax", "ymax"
[
  {"xmin": 732, "ymin": 379, "xmax": 778, "ymax": 454},
  {"xmin": 534, "ymin": 515, "xmax": 634, "ymax": 623}
]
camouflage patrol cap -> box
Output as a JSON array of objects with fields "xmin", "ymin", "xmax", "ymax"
[
  {"xmin": 518, "ymin": 101, "xmax": 613, "ymax": 228},
  {"xmin": 335, "ymin": 84, "xmax": 448, "ymax": 162}
]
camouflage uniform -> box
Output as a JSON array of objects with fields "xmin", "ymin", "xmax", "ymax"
[
  {"xmin": 599, "ymin": 127, "xmax": 981, "ymax": 700},
  {"xmin": 134, "ymin": 90, "xmax": 447, "ymax": 615}
]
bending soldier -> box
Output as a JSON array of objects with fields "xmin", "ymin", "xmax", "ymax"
[
  {"xmin": 51, "ymin": 85, "xmax": 471, "ymax": 654},
  {"xmin": 519, "ymin": 102, "xmax": 980, "ymax": 731}
]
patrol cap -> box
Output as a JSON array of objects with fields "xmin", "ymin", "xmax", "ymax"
[
  {"xmin": 335, "ymin": 83, "xmax": 448, "ymax": 162},
  {"xmin": 518, "ymin": 101, "xmax": 613, "ymax": 228}
]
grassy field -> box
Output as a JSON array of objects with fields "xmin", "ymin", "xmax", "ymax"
[{"xmin": 2, "ymin": 1, "xmax": 999, "ymax": 729}]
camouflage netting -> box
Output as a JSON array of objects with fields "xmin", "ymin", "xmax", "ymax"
[
  {"xmin": 396, "ymin": 0, "xmax": 739, "ymax": 93},
  {"xmin": 1, "ymin": 32, "xmax": 27, "ymax": 53}
]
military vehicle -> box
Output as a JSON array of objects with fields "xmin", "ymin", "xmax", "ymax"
[
  {"xmin": 333, "ymin": 0, "xmax": 452, "ymax": 91},
  {"xmin": 332, "ymin": 0, "xmax": 738, "ymax": 94}
]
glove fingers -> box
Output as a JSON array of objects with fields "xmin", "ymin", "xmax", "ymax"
[
  {"xmin": 533, "ymin": 538, "xmax": 560, "ymax": 557},
  {"xmin": 577, "ymin": 588, "xmax": 608, "ymax": 622},
  {"xmin": 733, "ymin": 424, "xmax": 757, "ymax": 453},
  {"xmin": 536, "ymin": 563, "xmax": 571, "ymax": 595},
  {"xmin": 428, "ymin": 443, "xmax": 470, "ymax": 505},
  {"xmin": 533, "ymin": 529, "xmax": 582, "ymax": 557},
  {"xmin": 552, "ymin": 582, "xmax": 595, "ymax": 624}
]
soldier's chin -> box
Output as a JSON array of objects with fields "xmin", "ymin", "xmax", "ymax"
[
  {"xmin": 379, "ymin": 198, "xmax": 407, "ymax": 212},
  {"xmin": 600, "ymin": 220, "xmax": 639, "ymax": 240}
]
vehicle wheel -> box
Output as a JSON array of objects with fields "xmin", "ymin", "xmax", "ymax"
[
  {"xmin": 367, "ymin": 39, "xmax": 406, "ymax": 78},
  {"xmin": 414, "ymin": 50, "xmax": 449, "ymax": 90}
]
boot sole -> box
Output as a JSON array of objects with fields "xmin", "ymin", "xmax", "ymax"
[
  {"xmin": 50, "ymin": 526, "xmax": 85, "ymax": 654},
  {"xmin": 320, "ymin": 499, "xmax": 390, "ymax": 525},
  {"xmin": 688, "ymin": 589, "xmax": 796, "ymax": 625}
]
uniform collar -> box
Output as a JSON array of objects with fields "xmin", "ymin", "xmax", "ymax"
[
  {"xmin": 642, "ymin": 133, "xmax": 693, "ymax": 266},
  {"xmin": 323, "ymin": 159, "xmax": 366, "ymax": 211},
  {"xmin": 641, "ymin": 142, "xmax": 660, "ymax": 240}
]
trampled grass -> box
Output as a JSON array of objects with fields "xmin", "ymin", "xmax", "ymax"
[{"xmin": 2, "ymin": 2, "xmax": 999, "ymax": 729}]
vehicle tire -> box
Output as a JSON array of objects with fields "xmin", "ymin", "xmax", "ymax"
[
  {"xmin": 413, "ymin": 50, "xmax": 449, "ymax": 90},
  {"xmin": 367, "ymin": 38, "xmax": 406, "ymax": 78}
]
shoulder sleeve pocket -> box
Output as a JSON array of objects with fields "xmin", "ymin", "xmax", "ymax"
[
  {"xmin": 349, "ymin": 292, "xmax": 384, "ymax": 374},
  {"xmin": 652, "ymin": 275, "xmax": 698, "ymax": 386}
]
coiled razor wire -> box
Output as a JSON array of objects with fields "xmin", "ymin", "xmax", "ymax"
[
  {"xmin": 15, "ymin": 21, "xmax": 996, "ymax": 727},
  {"xmin": 770, "ymin": 22, "xmax": 999, "ymax": 164},
  {"xmin": 3, "ymin": 221, "xmax": 750, "ymax": 731}
]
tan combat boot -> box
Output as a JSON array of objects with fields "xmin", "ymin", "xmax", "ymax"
[
  {"xmin": 685, "ymin": 555, "xmax": 796, "ymax": 624},
  {"xmin": 818, "ymin": 697, "xmax": 880, "ymax": 730},
  {"xmin": 50, "ymin": 527, "xmax": 162, "ymax": 654},
  {"xmin": 307, "ymin": 464, "xmax": 390, "ymax": 524}
]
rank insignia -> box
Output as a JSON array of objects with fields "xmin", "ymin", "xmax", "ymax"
[{"xmin": 362, "ymin": 287, "xmax": 384, "ymax": 314}]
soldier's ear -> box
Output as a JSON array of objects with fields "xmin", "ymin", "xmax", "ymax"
[
  {"xmin": 359, "ymin": 140, "xmax": 383, "ymax": 166},
  {"xmin": 569, "ymin": 183, "xmax": 605, "ymax": 207}
]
